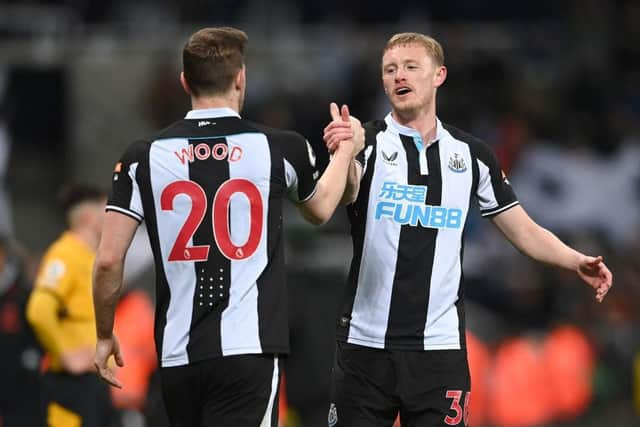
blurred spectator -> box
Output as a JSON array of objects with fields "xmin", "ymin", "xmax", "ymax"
[
  {"xmin": 26, "ymin": 185, "xmax": 116, "ymax": 427},
  {"xmin": 635, "ymin": 352, "xmax": 640, "ymax": 415},
  {"xmin": 0, "ymin": 69, "xmax": 12, "ymax": 237},
  {"xmin": 470, "ymin": 326, "xmax": 597, "ymax": 427},
  {"xmin": 0, "ymin": 120, "xmax": 12, "ymax": 237},
  {"xmin": 511, "ymin": 141, "xmax": 640, "ymax": 248},
  {"xmin": 0, "ymin": 236, "xmax": 45, "ymax": 426},
  {"xmin": 543, "ymin": 325, "xmax": 595, "ymax": 421},
  {"xmin": 487, "ymin": 336, "xmax": 552, "ymax": 427},
  {"xmin": 111, "ymin": 290, "xmax": 156, "ymax": 411},
  {"xmin": 466, "ymin": 332, "xmax": 491, "ymax": 427}
]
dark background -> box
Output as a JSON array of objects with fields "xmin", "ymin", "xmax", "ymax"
[{"xmin": 0, "ymin": 1, "xmax": 638, "ymax": 426}]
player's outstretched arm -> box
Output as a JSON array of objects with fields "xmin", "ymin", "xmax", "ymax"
[
  {"xmin": 299, "ymin": 104, "xmax": 362, "ymax": 224},
  {"xmin": 323, "ymin": 102, "xmax": 364, "ymax": 205},
  {"xmin": 491, "ymin": 205, "xmax": 612, "ymax": 302},
  {"xmin": 93, "ymin": 211, "xmax": 139, "ymax": 387}
]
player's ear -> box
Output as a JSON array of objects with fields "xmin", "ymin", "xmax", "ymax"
[
  {"xmin": 179, "ymin": 72, "xmax": 193, "ymax": 96},
  {"xmin": 234, "ymin": 65, "xmax": 246, "ymax": 91},
  {"xmin": 434, "ymin": 65, "xmax": 447, "ymax": 88}
]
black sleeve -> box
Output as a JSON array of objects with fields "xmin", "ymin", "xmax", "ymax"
[
  {"xmin": 280, "ymin": 131, "xmax": 319, "ymax": 203},
  {"xmin": 473, "ymin": 142, "xmax": 519, "ymax": 217},
  {"xmin": 357, "ymin": 121, "xmax": 383, "ymax": 178},
  {"xmin": 354, "ymin": 148, "xmax": 366, "ymax": 169},
  {"xmin": 106, "ymin": 140, "xmax": 147, "ymax": 222}
]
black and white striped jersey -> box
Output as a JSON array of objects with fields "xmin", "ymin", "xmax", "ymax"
[
  {"xmin": 338, "ymin": 114, "xmax": 518, "ymax": 351},
  {"xmin": 107, "ymin": 108, "xmax": 318, "ymax": 367}
]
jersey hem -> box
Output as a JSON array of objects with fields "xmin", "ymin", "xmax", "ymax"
[
  {"xmin": 337, "ymin": 334, "xmax": 465, "ymax": 351},
  {"xmin": 343, "ymin": 335, "xmax": 385, "ymax": 349},
  {"xmin": 160, "ymin": 346, "xmax": 289, "ymax": 368}
]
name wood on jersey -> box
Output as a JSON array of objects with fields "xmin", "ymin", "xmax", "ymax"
[{"xmin": 174, "ymin": 143, "xmax": 243, "ymax": 165}]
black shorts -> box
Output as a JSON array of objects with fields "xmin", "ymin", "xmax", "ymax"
[
  {"xmin": 0, "ymin": 375, "xmax": 46, "ymax": 427},
  {"xmin": 160, "ymin": 354, "xmax": 281, "ymax": 427},
  {"xmin": 43, "ymin": 372, "xmax": 115, "ymax": 427},
  {"xmin": 329, "ymin": 342, "xmax": 471, "ymax": 427}
]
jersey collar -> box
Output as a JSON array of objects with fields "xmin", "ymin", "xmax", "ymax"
[
  {"xmin": 384, "ymin": 113, "xmax": 446, "ymax": 146},
  {"xmin": 185, "ymin": 107, "xmax": 241, "ymax": 119}
]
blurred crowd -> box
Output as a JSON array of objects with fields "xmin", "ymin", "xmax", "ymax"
[{"xmin": 0, "ymin": 0, "xmax": 639, "ymax": 426}]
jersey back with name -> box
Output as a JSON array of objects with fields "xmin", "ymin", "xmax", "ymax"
[
  {"xmin": 338, "ymin": 115, "xmax": 518, "ymax": 351},
  {"xmin": 107, "ymin": 109, "xmax": 318, "ymax": 367}
]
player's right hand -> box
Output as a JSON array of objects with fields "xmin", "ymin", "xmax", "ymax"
[
  {"xmin": 577, "ymin": 255, "xmax": 613, "ymax": 303},
  {"xmin": 94, "ymin": 334, "xmax": 124, "ymax": 388},
  {"xmin": 324, "ymin": 102, "xmax": 364, "ymax": 156}
]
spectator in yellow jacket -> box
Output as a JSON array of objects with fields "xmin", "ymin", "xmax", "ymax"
[{"xmin": 27, "ymin": 184, "xmax": 115, "ymax": 427}]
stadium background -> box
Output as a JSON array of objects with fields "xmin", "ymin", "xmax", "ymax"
[{"xmin": 0, "ymin": 0, "xmax": 639, "ymax": 426}]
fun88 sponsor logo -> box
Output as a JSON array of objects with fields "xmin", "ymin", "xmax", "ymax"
[{"xmin": 374, "ymin": 181, "xmax": 463, "ymax": 229}]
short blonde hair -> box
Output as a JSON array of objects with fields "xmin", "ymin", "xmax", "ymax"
[{"xmin": 383, "ymin": 33, "xmax": 445, "ymax": 66}]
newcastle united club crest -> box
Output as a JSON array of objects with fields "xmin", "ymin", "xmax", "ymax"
[
  {"xmin": 328, "ymin": 403, "xmax": 338, "ymax": 426},
  {"xmin": 448, "ymin": 153, "xmax": 467, "ymax": 173}
]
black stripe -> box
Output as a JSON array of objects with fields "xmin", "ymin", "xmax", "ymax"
[
  {"xmin": 337, "ymin": 122, "xmax": 380, "ymax": 341},
  {"xmin": 187, "ymin": 137, "xmax": 231, "ymax": 361},
  {"xmin": 460, "ymin": 141, "xmax": 480, "ymax": 349},
  {"xmin": 256, "ymin": 138, "xmax": 288, "ymax": 353},
  {"xmin": 136, "ymin": 143, "xmax": 171, "ymax": 363},
  {"xmin": 470, "ymin": 146, "xmax": 480, "ymax": 202},
  {"xmin": 385, "ymin": 136, "xmax": 441, "ymax": 349},
  {"xmin": 107, "ymin": 140, "xmax": 146, "ymax": 220},
  {"xmin": 456, "ymin": 235, "xmax": 466, "ymax": 349}
]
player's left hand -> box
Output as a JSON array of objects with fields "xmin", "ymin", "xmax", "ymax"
[
  {"xmin": 324, "ymin": 102, "xmax": 364, "ymax": 156},
  {"xmin": 577, "ymin": 255, "xmax": 612, "ymax": 303},
  {"xmin": 95, "ymin": 334, "xmax": 125, "ymax": 388}
]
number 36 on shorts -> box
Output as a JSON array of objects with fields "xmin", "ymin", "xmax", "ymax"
[{"xmin": 445, "ymin": 390, "xmax": 470, "ymax": 426}]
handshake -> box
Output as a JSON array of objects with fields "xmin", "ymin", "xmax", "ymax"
[{"xmin": 323, "ymin": 102, "xmax": 365, "ymax": 157}]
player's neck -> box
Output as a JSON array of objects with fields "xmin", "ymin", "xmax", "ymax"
[
  {"xmin": 190, "ymin": 95, "xmax": 240, "ymax": 114},
  {"xmin": 70, "ymin": 227, "xmax": 99, "ymax": 252},
  {"xmin": 392, "ymin": 107, "xmax": 437, "ymax": 143}
]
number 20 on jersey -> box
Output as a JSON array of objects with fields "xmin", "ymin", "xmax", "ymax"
[{"xmin": 160, "ymin": 178, "xmax": 263, "ymax": 262}]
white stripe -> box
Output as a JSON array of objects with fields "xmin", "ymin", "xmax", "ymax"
[
  {"xmin": 221, "ymin": 133, "xmax": 270, "ymax": 355},
  {"xmin": 128, "ymin": 162, "xmax": 144, "ymax": 216},
  {"xmin": 151, "ymin": 138, "xmax": 195, "ymax": 367},
  {"xmin": 481, "ymin": 200, "xmax": 520, "ymax": 217},
  {"xmin": 283, "ymin": 158, "xmax": 298, "ymax": 198},
  {"xmin": 419, "ymin": 148, "xmax": 429, "ymax": 175},
  {"xmin": 362, "ymin": 145, "xmax": 374, "ymax": 176},
  {"xmin": 348, "ymin": 130, "xmax": 404, "ymax": 348},
  {"xmin": 259, "ymin": 356, "xmax": 280, "ymax": 427},
  {"xmin": 423, "ymin": 140, "xmax": 472, "ymax": 350},
  {"xmin": 476, "ymin": 159, "xmax": 499, "ymax": 211},
  {"xmin": 105, "ymin": 205, "xmax": 143, "ymax": 222}
]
